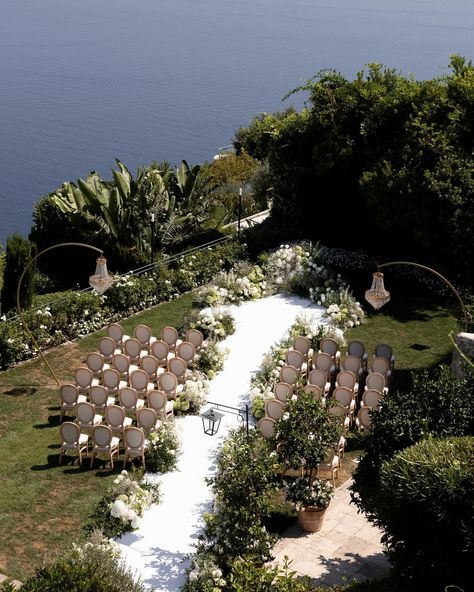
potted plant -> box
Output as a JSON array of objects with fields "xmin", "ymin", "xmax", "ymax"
[
  {"xmin": 285, "ymin": 475, "xmax": 334, "ymax": 532},
  {"xmin": 274, "ymin": 390, "xmax": 341, "ymax": 532}
]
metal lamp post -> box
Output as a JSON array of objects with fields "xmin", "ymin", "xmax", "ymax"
[
  {"xmin": 16, "ymin": 242, "xmax": 114, "ymax": 386},
  {"xmin": 201, "ymin": 401, "xmax": 249, "ymax": 436}
]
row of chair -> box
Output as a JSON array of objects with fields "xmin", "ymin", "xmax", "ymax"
[
  {"xmin": 103, "ymin": 323, "xmax": 204, "ymax": 357},
  {"xmin": 257, "ymin": 336, "xmax": 393, "ymax": 440},
  {"xmin": 59, "ymin": 421, "xmax": 150, "ymax": 469}
]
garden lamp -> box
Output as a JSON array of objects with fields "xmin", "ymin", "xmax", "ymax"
[{"xmin": 201, "ymin": 408, "xmax": 224, "ymax": 436}]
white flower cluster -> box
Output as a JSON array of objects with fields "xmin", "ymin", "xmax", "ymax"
[
  {"xmin": 72, "ymin": 532, "xmax": 121, "ymax": 560},
  {"xmin": 265, "ymin": 244, "xmax": 313, "ymax": 287},
  {"xmin": 193, "ymin": 307, "xmax": 235, "ymax": 341},
  {"xmin": 181, "ymin": 377, "xmax": 209, "ymax": 410},
  {"xmin": 187, "ymin": 553, "xmax": 226, "ymax": 590},
  {"xmin": 108, "ymin": 471, "xmax": 154, "ymax": 531},
  {"xmin": 323, "ymin": 291, "xmax": 365, "ymax": 331}
]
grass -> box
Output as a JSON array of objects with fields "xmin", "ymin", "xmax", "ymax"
[
  {"xmin": 0, "ymin": 293, "xmax": 194, "ymax": 580},
  {"xmin": 345, "ymin": 293, "xmax": 457, "ymax": 391}
]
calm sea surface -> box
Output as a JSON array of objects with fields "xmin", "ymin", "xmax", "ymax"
[{"xmin": 0, "ymin": 0, "xmax": 473, "ymax": 245}]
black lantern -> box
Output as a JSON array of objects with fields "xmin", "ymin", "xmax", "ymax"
[{"xmin": 201, "ymin": 408, "xmax": 224, "ymax": 436}]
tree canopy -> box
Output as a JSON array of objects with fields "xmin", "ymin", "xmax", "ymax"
[{"xmin": 235, "ymin": 56, "xmax": 474, "ymax": 284}]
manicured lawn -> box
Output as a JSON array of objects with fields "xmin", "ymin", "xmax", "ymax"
[
  {"xmin": 345, "ymin": 294, "xmax": 457, "ymax": 391},
  {"xmin": 0, "ymin": 293, "xmax": 194, "ymax": 580}
]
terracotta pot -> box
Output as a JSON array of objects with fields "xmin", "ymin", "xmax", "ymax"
[{"xmin": 297, "ymin": 505, "xmax": 328, "ymax": 532}]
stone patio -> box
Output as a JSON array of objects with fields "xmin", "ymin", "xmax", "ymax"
[{"xmin": 272, "ymin": 478, "xmax": 390, "ymax": 587}]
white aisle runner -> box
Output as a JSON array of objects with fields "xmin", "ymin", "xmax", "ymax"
[{"xmin": 118, "ymin": 294, "xmax": 324, "ymax": 591}]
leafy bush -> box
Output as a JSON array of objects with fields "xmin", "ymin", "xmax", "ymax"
[
  {"xmin": 19, "ymin": 531, "xmax": 144, "ymax": 592},
  {"xmin": 237, "ymin": 57, "xmax": 474, "ymax": 284},
  {"xmin": 376, "ymin": 436, "xmax": 474, "ymax": 590},
  {"xmin": 1, "ymin": 234, "xmax": 35, "ymax": 314},
  {"xmin": 144, "ymin": 423, "xmax": 180, "ymax": 473},
  {"xmin": 85, "ymin": 471, "xmax": 160, "ymax": 539},
  {"xmin": 352, "ymin": 366, "xmax": 474, "ymax": 519},
  {"xmin": 200, "ymin": 429, "xmax": 278, "ymax": 567},
  {"xmin": 275, "ymin": 390, "xmax": 341, "ymax": 476}
]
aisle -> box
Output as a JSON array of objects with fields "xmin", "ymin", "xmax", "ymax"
[{"xmin": 118, "ymin": 294, "xmax": 324, "ymax": 591}]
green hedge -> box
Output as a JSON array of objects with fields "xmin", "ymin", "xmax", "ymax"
[
  {"xmin": 377, "ymin": 436, "xmax": 474, "ymax": 590},
  {"xmin": 0, "ymin": 241, "xmax": 245, "ymax": 371}
]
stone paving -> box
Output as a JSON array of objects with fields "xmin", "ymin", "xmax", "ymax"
[{"xmin": 272, "ymin": 478, "xmax": 390, "ymax": 587}]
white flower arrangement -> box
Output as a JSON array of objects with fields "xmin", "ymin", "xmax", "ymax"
[
  {"xmin": 191, "ymin": 307, "xmax": 235, "ymax": 341},
  {"xmin": 265, "ymin": 243, "xmax": 315, "ymax": 289},
  {"xmin": 105, "ymin": 470, "xmax": 157, "ymax": 533}
]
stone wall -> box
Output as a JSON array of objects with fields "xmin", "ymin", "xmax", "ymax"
[{"xmin": 451, "ymin": 332, "xmax": 474, "ymax": 379}]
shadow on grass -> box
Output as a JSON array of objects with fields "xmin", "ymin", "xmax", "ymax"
[
  {"xmin": 34, "ymin": 414, "xmax": 61, "ymax": 429},
  {"xmin": 2, "ymin": 386, "xmax": 38, "ymax": 396}
]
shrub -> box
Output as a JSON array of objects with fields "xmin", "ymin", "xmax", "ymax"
[
  {"xmin": 1, "ymin": 234, "xmax": 35, "ymax": 314},
  {"xmin": 275, "ymin": 390, "xmax": 341, "ymax": 477},
  {"xmin": 352, "ymin": 366, "xmax": 474, "ymax": 519},
  {"xmin": 84, "ymin": 471, "xmax": 159, "ymax": 539},
  {"xmin": 144, "ymin": 423, "xmax": 180, "ymax": 473},
  {"xmin": 200, "ymin": 429, "xmax": 278, "ymax": 566},
  {"xmin": 19, "ymin": 530, "xmax": 144, "ymax": 592},
  {"xmin": 376, "ymin": 436, "xmax": 474, "ymax": 590}
]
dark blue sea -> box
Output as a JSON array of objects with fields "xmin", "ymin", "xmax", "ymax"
[{"xmin": 1, "ymin": 0, "xmax": 473, "ymax": 245}]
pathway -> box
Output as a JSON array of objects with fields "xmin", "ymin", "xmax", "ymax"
[
  {"xmin": 118, "ymin": 294, "xmax": 322, "ymax": 591},
  {"xmin": 272, "ymin": 478, "xmax": 390, "ymax": 586}
]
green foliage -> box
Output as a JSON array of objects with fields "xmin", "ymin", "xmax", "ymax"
[
  {"xmin": 275, "ymin": 390, "xmax": 341, "ymax": 476},
  {"xmin": 195, "ymin": 341, "xmax": 228, "ymax": 379},
  {"xmin": 201, "ymin": 429, "xmax": 278, "ymax": 566},
  {"xmin": 200, "ymin": 151, "xmax": 269, "ymax": 219},
  {"xmin": 0, "ymin": 290, "xmax": 106, "ymax": 369},
  {"xmin": 352, "ymin": 366, "xmax": 474, "ymax": 519},
  {"xmin": 19, "ymin": 531, "xmax": 144, "ymax": 592},
  {"xmin": 237, "ymin": 57, "xmax": 474, "ymax": 284},
  {"xmin": 377, "ymin": 436, "xmax": 474, "ymax": 590},
  {"xmin": 1, "ymin": 234, "xmax": 35, "ymax": 314},
  {"xmin": 144, "ymin": 424, "xmax": 180, "ymax": 473}
]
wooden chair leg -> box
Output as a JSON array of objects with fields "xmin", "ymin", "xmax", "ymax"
[{"xmin": 90, "ymin": 452, "xmax": 95, "ymax": 468}]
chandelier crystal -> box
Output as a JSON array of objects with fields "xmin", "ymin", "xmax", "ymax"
[
  {"xmin": 89, "ymin": 256, "xmax": 114, "ymax": 295},
  {"xmin": 365, "ymin": 272, "xmax": 390, "ymax": 310}
]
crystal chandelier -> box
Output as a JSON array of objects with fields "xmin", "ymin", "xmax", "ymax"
[
  {"xmin": 89, "ymin": 256, "xmax": 114, "ymax": 295},
  {"xmin": 365, "ymin": 272, "xmax": 390, "ymax": 310}
]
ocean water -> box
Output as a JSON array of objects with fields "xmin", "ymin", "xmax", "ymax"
[{"xmin": 0, "ymin": 0, "xmax": 473, "ymax": 245}]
